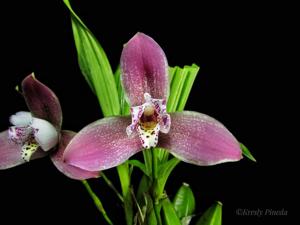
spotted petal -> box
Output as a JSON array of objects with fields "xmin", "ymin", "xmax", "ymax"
[
  {"xmin": 0, "ymin": 130, "xmax": 46, "ymax": 169},
  {"xmin": 159, "ymin": 111, "xmax": 242, "ymax": 165},
  {"xmin": 121, "ymin": 33, "xmax": 169, "ymax": 106},
  {"xmin": 22, "ymin": 74, "xmax": 62, "ymax": 130},
  {"xmin": 63, "ymin": 117, "xmax": 142, "ymax": 171},
  {"xmin": 51, "ymin": 130, "xmax": 99, "ymax": 180}
]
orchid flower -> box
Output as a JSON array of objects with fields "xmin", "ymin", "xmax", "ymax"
[
  {"xmin": 0, "ymin": 74, "xmax": 98, "ymax": 180},
  {"xmin": 63, "ymin": 33, "xmax": 242, "ymax": 172}
]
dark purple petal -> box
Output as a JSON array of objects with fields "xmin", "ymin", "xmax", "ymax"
[
  {"xmin": 63, "ymin": 117, "xmax": 142, "ymax": 171},
  {"xmin": 22, "ymin": 73, "xmax": 62, "ymax": 130},
  {"xmin": 121, "ymin": 33, "xmax": 169, "ymax": 106},
  {"xmin": 0, "ymin": 130, "xmax": 46, "ymax": 169},
  {"xmin": 159, "ymin": 111, "xmax": 242, "ymax": 165},
  {"xmin": 51, "ymin": 130, "xmax": 99, "ymax": 180}
]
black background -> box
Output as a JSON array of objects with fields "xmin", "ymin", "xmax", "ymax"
[{"xmin": 0, "ymin": 1, "xmax": 293, "ymax": 224}]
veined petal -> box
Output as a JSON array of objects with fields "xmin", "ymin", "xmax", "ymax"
[
  {"xmin": 51, "ymin": 131, "xmax": 99, "ymax": 180},
  {"xmin": 31, "ymin": 118, "xmax": 58, "ymax": 151},
  {"xmin": 0, "ymin": 130, "xmax": 46, "ymax": 169},
  {"xmin": 63, "ymin": 117, "xmax": 142, "ymax": 171},
  {"xmin": 22, "ymin": 74, "xmax": 62, "ymax": 130},
  {"xmin": 121, "ymin": 33, "xmax": 169, "ymax": 106},
  {"xmin": 159, "ymin": 111, "xmax": 242, "ymax": 165}
]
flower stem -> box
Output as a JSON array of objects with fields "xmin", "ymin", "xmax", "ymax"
[
  {"xmin": 117, "ymin": 163, "xmax": 133, "ymax": 225},
  {"xmin": 101, "ymin": 172, "xmax": 124, "ymax": 202},
  {"xmin": 81, "ymin": 180, "xmax": 114, "ymax": 225},
  {"xmin": 143, "ymin": 148, "xmax": 152, "ymax": 175},
  {"xmin": 152, "ymin": 148, "xmax": 162, "ymax": 225},
  {"xmin": 154, "ymin": 203, "xmax": 162, "ymax": 225},
  {"xmin": 152, "ymin": 148, "xmax": 158, "ymax": 179}
]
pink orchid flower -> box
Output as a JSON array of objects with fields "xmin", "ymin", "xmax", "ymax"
[
  {"xmin": 63, "ymin": 33, "xmax": 242, "ymax": 172},
  {"xmin": 0, "ymin": 74, "xmax": 98, "ymax": 180}
]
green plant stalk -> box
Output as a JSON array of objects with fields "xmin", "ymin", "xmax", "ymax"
[
  {"xmin": 81, "ymin": 180, "xmax": 114, "ymax": 225},
  {"xmin": 117, "ymin": 163, "xmax": 133, "ymax": 225},
  {"xmin": 117, "ymin": 80, "xmax": 134, "ymax": 225},
  {"xmin": 152, "ymin": 148, "xmax": 162, "ymax": 225},
  {"xmin": 101, "ymin": 172, "xmax": 124, "ymax": 202},
  {"xmin": 143, "ymin": 149, "xmax": 153, "ymax": 176},
  {"xmin": 154, "ymin": 203, "xmax": 162, "ymax": 225}
]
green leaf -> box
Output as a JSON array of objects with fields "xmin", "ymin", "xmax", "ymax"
[
  {"xmin": 81, "ymin": 180, "xmax": 114, "ymax": 225},
  {"xmin": 156, "ymin": 147, "xmax": 169, "ymax": 163},
  {"xmin": 63, "ymin": 0, "xmax": 120, "ymax": 117},
  {"xmin": 137, "ymin": 174, "xmax": 152, "ymax": 204},
  {"xmin": 240, "ymin": 143, "xmax": 256, "ymax": 162},
  {"xmin": 196, "ymin": 202, "xmax": 222, "ymax": 225},
  {"xmin": 162, "ymin": 197, "xmax": 182, "ymax": 225},
  {"xmin": 143, "ymin": 193, "xmax": 158, "ymax": 225},
  {"xmin": 167, "ymin": 64, "xmax": 200, "ymax": 112},
  {"xmin": 154, "ymin": 158, "xmax": 180, "ymax": 198},
  {"xmin": 172, "ymin": 183, "xmax": 196, "ymax": 219},
  {"xmin": 117, "ymin": 163, "xmax": 134, "ymax": 225},
  {"xmin": 114, "ymin": 66, "xmax": 130, "ymax": 115},
  {"xmin": 128, "ymin": 159, "xmax": 148, "ymax": 176}
]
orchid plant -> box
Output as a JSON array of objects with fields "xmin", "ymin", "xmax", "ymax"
[{"xmin": 0, "ymin": 1, "xmax": 256, "ymax": 225}]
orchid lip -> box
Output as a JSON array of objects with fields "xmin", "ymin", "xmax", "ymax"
[
  {"xmin": 8, "ymin": 111, "xmax": 58, "ymax": 161},
  {"xmin": 126, "ymin": 93, "xmax": 171, "ymax": 149}
]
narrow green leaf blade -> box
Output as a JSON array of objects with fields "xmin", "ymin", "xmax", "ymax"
[
  {"xmin": 162, "ymin": 197, "xmax": 182, "ymax": 225},
  {"xmin": 155, "ymin": 157, "xmax": 180, "ymax": 197},
  {"xmin": 167, "ymin": 66, "xmax": 186, "ymax": 112},
  {"xmin": 137, "ymin": 174, "xmax": 152, "ymax": 204},
  {"xmin": 196, "ymin": 202, "xmax": 222, "ymax": 225},
  {"xmin": 128, "ymin": 159, "xmax": 148, "ymax": 176},
  {"xmin": 167, "ymin": 64, "xmax": 200, "ymax": 112},
  {"xmin": 177, "ymin": 64, "xmax": 200, "ymax": 111},
  {"xmin": 114, "ymin": 66, "xmax": 130, "ymax": 115},
  {"xmin": 117, "ymin": 163, "xmax": 134, "ymax": 225},
  {"xmin": 240, "ymin": 143, "xmax": 256, "ymax": 162},
  {"xmin": 63, "ymin": 0, "xmax": 120, "ymax": 116},
  {"xmin": 172, "ymin": 183, "xmax": 196, "ymax": 219}
]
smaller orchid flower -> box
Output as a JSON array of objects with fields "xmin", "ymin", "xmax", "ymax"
[
  {"xmin": 0, "ymin": 74, "xmax": 98, "ymax": 180},
  {"xmin": 63, "ymin": 33, "xmax": 242, "ymax": 172}
]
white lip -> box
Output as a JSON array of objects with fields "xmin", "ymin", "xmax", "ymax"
[
  {"xmin": 9, "ymin": 111, "xmax": 33, "ymax": 126},
  {"xmin": 31, "ymin": 117, "xmax": 58, "ymax": 151}
]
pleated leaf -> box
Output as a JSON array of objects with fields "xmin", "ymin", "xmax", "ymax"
[
  {"xmin": 196, "ymin": 202, "xmax": 222, "ymax": 225},
  {"xmin": 63, "ymin": 0, "xmax": 120, "ymax": 116},
  {"xmin": 167, "ymin": 64, "xmax": 200, "ymax": 112}
]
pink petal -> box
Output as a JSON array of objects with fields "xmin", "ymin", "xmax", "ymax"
[
  {"xmin": 121, "ymin": 33, "xmax": 169, "ymax": 106},
  {"xmin": 51, "ymin": 131, "xmax": 99, "ymax": 180},
  {"xmin": 22, "ymin": 74, "xmax": 62, "ymax": 130},
  {"xmin": 63, "ymin": 117, "xmax": 142, "ymax": 171},
  {"xmin": 0, "ymin": 130, "xmax": 46, "ymax": 169},
  {"xmin": 159, "ymin": 111, "xmax": 242, "ymax": 165}
]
